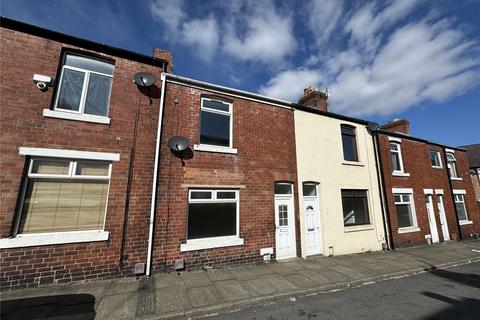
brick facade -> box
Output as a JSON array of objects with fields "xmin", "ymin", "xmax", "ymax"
[
  {"xmin": 378, "ymin": 134, "xmax": 480, "ymax": 248},
  {"xmin": 0, "ymin": 24, "xmax": 170, "ymax": 289},
  {"xmin": 150, "ymin": 79, "xmax": 300, "ymax": 271}
]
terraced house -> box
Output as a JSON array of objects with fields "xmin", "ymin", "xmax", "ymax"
[{"xmin": 1, "ymin": 18, "xmax": 479, "ymax": 290}]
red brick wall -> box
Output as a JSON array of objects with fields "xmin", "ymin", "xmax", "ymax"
[
  {"xmin": 450, "ymin": 151, "xmax": 480, "ymax": 238},
  {"xmin": 379, "ymin": 135, "xmax": 480, "ymax": 248},
  {"xmin": 150, "ymin": 81, "xmax": 299, "ymax": 271},
  {"xmin": 0, "ymin": 27, "xmax": 167, "ymax": 289}
]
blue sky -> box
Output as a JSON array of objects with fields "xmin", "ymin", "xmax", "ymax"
[{"xmin": 3, "ymin": 0, "xmax": 479, "ymax": 146}]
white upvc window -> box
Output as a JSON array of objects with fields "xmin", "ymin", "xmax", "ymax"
[
  {"xmin": 429, "ymin": 150, "xmax": 442, "ymax": 169},
  {"xmin": 194, "ymin": 98, "xmax": 237, "ymax": 154},
  {"xmin": 453, "ymin": 190, "xmax": 470, "ymax": 223},
  {"xmin": 393, "ymin": 189, "xmax": 419, "ymax": 232},
  {"xmin": 15, "ymin": 158, "xmax": 111, "ymax": 236},
  {"xmin": 446, "ymin": 152, "xmax": 460, "ymax": 179},
  {"xmin": 54, "ymin": 53, "xmax": 114, "ymax": 118},
  {"xmin": 181, "ymin": 189, "xmax": 243, "ymax": 251},
  {"xmin": 390, "ymin": 142, "xmax": 406, "ymax": 175}
]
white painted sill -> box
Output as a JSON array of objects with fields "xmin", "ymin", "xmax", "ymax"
[
  {"xmin": 459, "ymin": 220, "xmax": 473, "ymax": 226},
  {"xmin": 393, "ymin": 172, "xmax": 410, "ymax": 177},
  {"xmin": 431, "ymin": 166, "xmax": 443, "ymax": 170},
  {"xmin": 450, "ymin": 177, "xmax": 462, "ymax": 181},
  {"xmin": 193, "ymin": 144, "xmax": 238, "ymax": 155},
  {"xmin": 0, "ymin": 230, "xmax": 109, "ymax": 248},
  {"xmin": 180, "ymin": 236, "xmax": 244, "ymax": 252},
  {"xmin": 344, "ymin": 224, "xmax": 374, "ymax": 233},
  {"xmin": 398, "ymin": 227, "xmax": 420, "ymax": 234},
  {"xmin": 342, "ymin": 161, "xmax": 365, "ymax": 167},
  {"xmin": 43, "ymin": 109, "xmax": 111, "ymax": 124}
]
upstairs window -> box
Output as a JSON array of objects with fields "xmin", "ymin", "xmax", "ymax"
[
  {"xmin": 341, "ymin": 125, "xmax": 358, "ymax": 162},
  {"xmin": 429, "ymin": 150, "xmax": 442, "ymax": 168},
  {"xmin": 55, "ymin": 53, "xmax": 114, "ymax": 117},
  {"xmin": 390, "ymin": 142, "xmax": 405, "ymax": 173},
  {"xmin": 200, "ymin": 98, "xmax": 232, "ymax": 148},
  {"xmin": 446, "ymin": 153, "xmax": 459, "ymax": 178},
  {"xmin": 341, "ymin": 190, "xmax": 370, "ymax": 226}
]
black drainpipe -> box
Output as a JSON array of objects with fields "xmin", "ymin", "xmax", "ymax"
[
  {"xmin": 371, "ymin": 129, "xmax": 395, "ymax": 250},
  {"xmin": 443, "ymin": 149, "xmax": 463, "ymax": 240}
]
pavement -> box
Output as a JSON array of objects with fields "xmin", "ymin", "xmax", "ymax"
[{"xmin": 1, "ymin": 240, "xmax": 479, "ymax": 320}]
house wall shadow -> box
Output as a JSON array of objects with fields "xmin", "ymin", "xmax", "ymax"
[{"xmin": 1, "ymin": 294, "xmax": 95, "ymax": 320}]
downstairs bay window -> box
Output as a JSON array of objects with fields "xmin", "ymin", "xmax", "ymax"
[{"xmin": 181, "ymin": 189, "xmax": 243, "ymax": 251}]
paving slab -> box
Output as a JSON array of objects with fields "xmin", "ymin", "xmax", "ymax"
[
  {"xmin": 261, "ymin": 274, "xmax": 298, "ymax": 293},
  {"xmin": 181, "ymin": 270, "xmax": 212, "ymax": 288},
  {"xmin": 156, "ymin": 285, "xmax": 189, "ymax": 313},
  {"xmin": 206, "ymin": 269, "xmax": 234, "ymax": 282},
  {"xmin": 228, "ymin": 266, "xmax": 260, "ymax": 281},
  {"xmin": 187, "ymin": 285, "xmax": 224, "ymax": 307},
  {"xmin": 96, "ymin": 292, "xmax": 138, "ymax": 320},
  {"xmin": 214, "ymin": 280, "xmax": 250, "ymax": 301},
  {"xmin": 153, "ymin": 273, "xmax": 184, "ymax": 289},
  {"xmin": 242, "ymin": 278, "xmax": 276, "ymax": 297},
  {"xmin": 284, "ymin": 273, "xmax": 320, "ymax": 289}
]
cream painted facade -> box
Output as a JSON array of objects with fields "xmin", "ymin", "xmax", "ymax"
[{"xmin": 294, "ymin": 110, "xmax": 386, "ymax": 257}]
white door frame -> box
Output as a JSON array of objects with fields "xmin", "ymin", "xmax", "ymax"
[
  {"xmin": 436, "ymin": 194, "xmax": 450, "ymax": 241},
  {"xmin": 302, "ymin": 183, "xmax": 322, "ymax": 256},
  {"xmin": 425, "ymin": 194, "xmax": 439, "ymax": 243},
  {"xmin": 274, "ymin": 183, "xmax": 297, "ymax": 260}
]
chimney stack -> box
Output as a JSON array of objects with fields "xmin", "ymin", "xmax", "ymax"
[
  {"xmin": 298, "ymin": 86, "xmax": 328, "ymax": 112},
  {"xmin": 152, "ymin": 48, "xmax": 173, "ymax": 73},
  {"xmin": 380, "ymin": 118, "xmax": 410, "ymax": 134}
]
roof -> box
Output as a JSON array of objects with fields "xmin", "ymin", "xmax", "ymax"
[
  {"xmin": 378, "ymin": 130, "xmax": 466, "ymax": 152},
  {"xmin": 458, "ymin": 144, "xmax": 480, "ymax": 168},
  {"xmin": 0, "ymin": 16, "xmax": 168, "ymax": 70}
]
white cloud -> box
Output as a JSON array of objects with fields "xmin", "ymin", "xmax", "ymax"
[
  {"xmin": 181, "ymin": 16, "xmax": 219, "ymax": 62},
  {"xmin": 223, "ymin": 6, "xmax": 296, "ymax": 63},
  {"xmin": 259, "ymin": 69, "xmax": 322, "ymax": 101},
  {"xmin": 150, "ymin": 0, "xmax": 185, "ymax": 36},
  {"xmin": 308, "ymin": 0, "xmax": 344, "ymax": 45}
]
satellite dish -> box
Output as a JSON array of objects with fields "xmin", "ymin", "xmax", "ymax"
[
  {"xmin": 133, "ymin": 72, "xmax": 156, "ymax": 87},
  {"xmin": 367, "ymin": 122, "xmax": 380, "ymax": 132},
  {"xmin": 167, "ymin": 136, "xmax": 190, "ymax": 152}
]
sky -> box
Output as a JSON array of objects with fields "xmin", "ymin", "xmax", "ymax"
[{"xmin": 3, "ymin": 0, "xmax": 480, "ymax": 146}]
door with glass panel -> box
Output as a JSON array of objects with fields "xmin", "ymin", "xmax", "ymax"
[
  {"xmin": 436, "ymin": 195, "xmax": 450, "ymax": 241},
  {"xmin": 274, "ymin": 183, "xmax": 296, "ymax": 260},
  {"xmin": 302, "ymin": 183, "xmax": 321, "ymax": 256},
  {"xmin": 425, "ymin": 194, "xmax": 439, "ymax": 243}
]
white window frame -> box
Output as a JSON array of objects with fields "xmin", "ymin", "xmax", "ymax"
[
  {"xmin": 392, "ymin": 188, "xmax": 419, "ymax": 233},
  {"xmin": 53, "ymin": 54, "xmax": 114, "ymax": 118},
  {"xmin": 446, "ymin": 152, "xmax": 461, "ymax": 180},
  {"xmin": 429, "ymin": 150, "xmax": 442, "ymax": 169},
  {"xmin": 389, "ymin": 141, "xmax": 409, "ymax": 176},
  {"xmin": 181, "ymin": 189, "xmax": 243, "ymax": 252},
  {"xmin": 0, "ymin": 157, "xmax": 113, "ymax": 249},
  {"xmin": 194, "ymin": 97, "xmax": 237, "ymax": 154},
  {"xmin": 453, "ymin": 189, "xmax": 471, "ymax": 224}
]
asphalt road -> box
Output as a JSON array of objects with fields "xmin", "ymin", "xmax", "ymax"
[{"xmin": 205, "ymin": 262, "xmax": 480, "ymax": 320}]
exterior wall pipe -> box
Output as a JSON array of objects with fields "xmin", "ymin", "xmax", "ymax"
[{"xmin": 146, "ymin": 73, "xmax": 167, "ymax": 276}]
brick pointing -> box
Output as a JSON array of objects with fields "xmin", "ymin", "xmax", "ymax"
[
  {"xmin": 379, "ymin": 135, "xmax": 480, "ymax": 248},
  {"xmin": 0, "ymin": 27, "xmax": 170, "ymax": 289},
  {"xmin": 150, "ymin": 82, "xmax": 300, "ymax": 271}
]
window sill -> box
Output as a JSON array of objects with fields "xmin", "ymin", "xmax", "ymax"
[
  {"xmin": 43, "ymin": 109, "xmax": 111, "ymax": 124},
  {"xmin": 193, "ymin": 144, "xmax": 238, "ymax": 155},
  {"xmin": 398, "ymin": 227, "xmax": 420, "ymax": 234},
  {"xmin": 459, "ymin": 220, "xmax": 473, "ymax": 226},
  {"xmin": 342, "ymin": 161, "xmax": 365, "ymax": 167},
  {"xmin": 0, "ymin": 230, "xmax": 109, "ymax": 249},
  {"xmin": 344, "ymin": 224, "xmax": 374, "ymax": 233},
  {"xmin": 450, "ymin": 177, "xmax": 462, "ymax": 181},
  {"xmin": 180, "ymin": 236, "xmax": 244, "ymax": 252},
  {"xmin": 432, "ymin": 166, "xmax": 443, "ymax": 170},
  {"xmin": 393, "ymin": 172, "xmax": 410, "ymax": 177}
]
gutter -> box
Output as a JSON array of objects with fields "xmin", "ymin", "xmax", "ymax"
[{"xmin": 146, "ymin": 73, "xmax": 167, "ymax": 276}]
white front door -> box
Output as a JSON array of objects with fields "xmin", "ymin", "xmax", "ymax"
[
  {"xmin": 436, "ymin": 195, "xmax": 450, "ymax": 241},
  {"xmin": 425, "ymin": 195, "xmax": 439, "ymax": 243},
  {"xmin": 274, "ymin": 196, "xmax": 296, "ymax": 259},
  {"xmin": 303, "ymin": 198, "xmax": 321, "ymax": 256}
]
